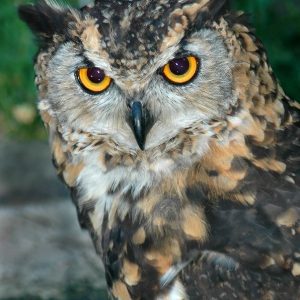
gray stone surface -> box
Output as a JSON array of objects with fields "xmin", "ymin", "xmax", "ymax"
[
  {"xmin": 0, "ymin": 138, "xmax": 105, "ymax": 299},
  {"xmin": 0, "ymin": 139, "xmax": 67, "ymax": 205}
]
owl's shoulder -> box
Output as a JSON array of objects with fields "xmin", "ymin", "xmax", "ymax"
[{"xmin": 179, "ymin": 99, "xmax": 300, "ymax": 298}]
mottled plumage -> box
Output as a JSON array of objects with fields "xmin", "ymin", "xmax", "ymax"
[{"xmin": 19, "ymin": 0, "xmax": 300, "ymax": 299}]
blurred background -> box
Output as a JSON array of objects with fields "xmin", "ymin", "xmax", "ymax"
[{"xmin": 0, "ymin": 0, "xmax": 299, "ymax": 299}]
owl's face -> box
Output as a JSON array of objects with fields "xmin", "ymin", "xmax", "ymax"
[
  {"xmin": 47, "ymin": 28, "xmax": 234, "ymax": 152},
  {"xmin": 22, "ymin": 0, "xmax": 235, "ymax": 163}
]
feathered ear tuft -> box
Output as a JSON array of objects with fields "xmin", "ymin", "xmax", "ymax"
[{"xmin": 18, "ymin": 0, "xmax": 73, "ymax": 44}]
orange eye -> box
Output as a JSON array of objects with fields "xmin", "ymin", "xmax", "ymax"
[
  {"xmin": 162, "ymin": 56, "xmax": 199, "ymax": 85},
  {"xmin": 76, "ymin": 67, "xmax": 112, "ymax": 94}
]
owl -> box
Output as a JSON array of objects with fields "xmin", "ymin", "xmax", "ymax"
[{"xmin": 19, "ymin": 0, "xmax": 300, "ymax": 299}]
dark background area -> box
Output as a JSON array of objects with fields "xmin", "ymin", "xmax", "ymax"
[{"xmin": 0, "ymin": 0, "xmax": 299, "ymax": 299}]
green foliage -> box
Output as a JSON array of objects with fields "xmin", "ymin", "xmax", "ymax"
[
  {"xmin": 0, "ymin": 0, "xmax": 78, "ymax": 139},
  {"xmin": 0, "ymin": 0, "xmax": 40, "ymax": 138},
  {"xmin": 0, "ymin": 0, "xmax": 299, "ymax": 139}
]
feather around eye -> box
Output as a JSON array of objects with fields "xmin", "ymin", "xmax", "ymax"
[
  {"xmin": 162, "ymin": 56, "xmax": 200, "ymax": 85},
  {"xmin": 76, "ymin": 67, "xmax": 112, "ymax": 94}
]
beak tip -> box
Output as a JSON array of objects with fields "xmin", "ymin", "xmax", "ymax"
[
  {"xmin": 135, "ymin": 133, "xmax": 145, "ymax": 150},
  {"xmin": 138, "ymin": 142, "xmax": 145, "ymax": 151}
]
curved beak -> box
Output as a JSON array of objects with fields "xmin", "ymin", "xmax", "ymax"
[{"xmin": 130, "ymin": 101, "xmax": 145, "ymax": 150}]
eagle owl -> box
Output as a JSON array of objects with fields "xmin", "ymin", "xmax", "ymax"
[{"xmin": 19, "ymin": 0, "xmax": 300, "ymax": 299}]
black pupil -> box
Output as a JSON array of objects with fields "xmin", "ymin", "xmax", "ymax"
[
  {"xmin": 87, "ymin": 67, "xmax": 105, "ymax": 83},
  {"xmin": 169, "ymin": 57, "xmax": 190, "ymax": 75}
]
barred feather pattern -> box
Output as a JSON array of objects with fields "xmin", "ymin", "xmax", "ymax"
[{"xmin": 18, "ymin": 0, "xmax": 300, "ymax": 299}]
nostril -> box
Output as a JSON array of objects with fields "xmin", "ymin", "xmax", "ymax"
[
  {"xmin": 127, "ymin": 101, "xmax": 132, "ymax": 109},
  {"xmin": 127, "ymin": 100, "xmax": 141, "ymax": 110}
]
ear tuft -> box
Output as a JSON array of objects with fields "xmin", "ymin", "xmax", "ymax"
[{"xmin": 18, "ymin": 0, "xmax": 71, "ymax": 43}]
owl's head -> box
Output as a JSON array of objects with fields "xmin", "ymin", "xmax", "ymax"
[
  {"xmin": 20, "ymin": 0, "xmax": 285, "ymax": 183},
  {"xmin": 19, "ymin": 0, "xmax": 239, "ymax": 159}
]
